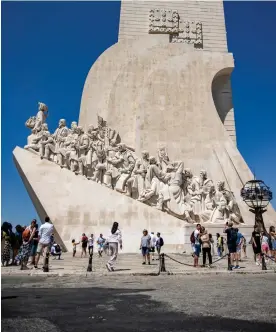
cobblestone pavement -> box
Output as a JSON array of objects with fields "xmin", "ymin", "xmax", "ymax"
[
  {"xmin": 1, "ymin": 252, "xmax": 276, "ymax": 276},
  {"xmin": 2, "ymin": 273, "xmax": 276, "ymax": 332}
]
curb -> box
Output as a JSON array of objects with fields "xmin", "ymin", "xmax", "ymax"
[{"xmin": 1, "ymin": 269, "xmax": 275, "ymax": 277}]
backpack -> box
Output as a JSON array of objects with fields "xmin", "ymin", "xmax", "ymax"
[
  {"xmin": 22, "ymin": 228, "xmax": 31, "ymax": 241},
  {"xmin": 190, "ymin": 231, "xmax": 195, "ymax": 244},
  {"xmin": 229, "ymin": 228, "xmax": 237, "ymax": 243},
  {"xmin": 55, "ymin": 244, "xmax": 61, "ymax": 252},
  {"xmin": 159, "ymin": 237, "xmax": 164, "ymax": 247}
]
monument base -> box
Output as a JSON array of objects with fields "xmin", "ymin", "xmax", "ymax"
[{"xmin": 13, "ymin": 147, "xmax": 191, "ymax": 253}]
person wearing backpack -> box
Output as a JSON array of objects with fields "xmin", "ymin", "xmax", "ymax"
[
  {"xmin": 17, "ymin": 219, "xmax": 37, "ymax": 269},
  {"xmin": 156, "ymin": 232, "xmax": 164, "ymax": 258},
  {"xmin": 224, "ymin": 221, "xmax": 240, "ymax": 269}
]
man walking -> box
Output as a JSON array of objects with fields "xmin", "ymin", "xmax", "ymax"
[
  {"xmin": 155, "ymin": 232, "xmax": 164, "ymax": 258},
  {"xmin": 150, "ymin": 232, "xmax": 157, "ymax": 260},
  {"xmin": 224, "ymin": 221, "xmax": 239, "ymax": 269},
  {"xmin": 34, "ymin": 216, "xmax": 54, "ymax": 269}
]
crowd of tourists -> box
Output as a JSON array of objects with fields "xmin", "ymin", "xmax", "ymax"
[
  {"xmin": 1, "ymin": 217, "xmax": 61, "ymax": 269},
  {"xmin": 72, "ymin": 228, "xmax": 164, "ymax": 268},
  {"xmin": 190, "ymin": 222, "xmax": 276, "ymax": 269},
  {"xmin": 2, "ymin": 217, "xmax": 275, "ymax": 272}
]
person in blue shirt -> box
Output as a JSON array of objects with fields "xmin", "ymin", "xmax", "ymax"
[{"xmin": 236, "ymin": 228, "xmax": 244, "ymax": 262}]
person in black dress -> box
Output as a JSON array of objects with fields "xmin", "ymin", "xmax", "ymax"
[{"xmin": 252, "ymin": 225, "xmax": 261, "ymax": 266}]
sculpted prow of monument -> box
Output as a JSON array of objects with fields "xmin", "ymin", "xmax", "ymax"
[{"xmin": 13, "ymin": 1, "xmax": 276, "ymax": 252}]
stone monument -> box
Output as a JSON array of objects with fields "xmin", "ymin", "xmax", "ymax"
[{"xmin": 13, "ymin": 1, "xmax": 276, "ymax": 252}]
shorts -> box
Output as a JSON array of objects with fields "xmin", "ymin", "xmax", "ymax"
[
  {"xmin": 37, "ymin": 243, "xmax": 50, "ymax": 254},
  {"xmin": 253, "ymin": 245, "xmax": 261, "ymax": 255},
  {"xmin": 150, "ymin": 247, "xmax": 155, "ymax": 253},
  {"xmin": 194, "ymin": 244, "xmax": 201, "ymax": 257},
  {"xmin": 141, "ymin": 247, "xmax": 149, "ymax": 256},
  {"xmin": 228, "ymin": 244, "xmax": 237, "ymax": 254},
  {"xmin": 30, "ymin": 244, "xmax": 38, "ymax": 256},
  {"xmin": 262, "ymin": 243, "xmax": 269, "ymax": 252}
]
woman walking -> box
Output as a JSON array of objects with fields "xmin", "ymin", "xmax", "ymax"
[
  {"xmin": 17, "ymin": 220, "xmax": 36, "ymax": 269},
  {"xmin": 106, "ymin": 222, "xmax": 122, "ymax": 272}
]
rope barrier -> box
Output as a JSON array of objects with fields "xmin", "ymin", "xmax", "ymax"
[
  {"xmin": 264, "ymin": 254, "xmax": 276, "ymax": 263},
  {"xmin": 209, "ymin": 253, "xmax": 228, "ymax": 266},
  {"xmin": 164, "ymin": 252, "xmax": 228, "ymax": 268},
  {"xmin": 164, "ymin": 254, "xmax": 195, "ymax": 267}
]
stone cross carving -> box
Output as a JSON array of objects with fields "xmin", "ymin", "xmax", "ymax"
[{"xmin": 148, "ymin": 9, "xmax": 203, "ymax": 47}]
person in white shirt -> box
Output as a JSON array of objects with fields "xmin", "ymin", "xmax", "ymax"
[
  {"xmin": 106, "ymin": 222, "xmax": 122, "ymax": 272},
  {"xmin": 34, "ymin": 216, "xmax": 54, "ymax": 268},
  {"xmin": 150, "ymin": 232, "xmax": 157, "ymax": 260},
  {"xmin": 88, "ymin": 234, "xmax": 94, "ymax": 255},
  {"xmin": 50, "ymin": 243, "xmax": 62, "ymax": 260}
]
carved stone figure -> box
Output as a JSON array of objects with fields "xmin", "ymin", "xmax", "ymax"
[
  {"xmin": 156, "ymin": 162, "xmax": 194, "ymax": 222},
  {"xmin": 24, "ymin": 129, "xmax": 40, "ymax": 151},
  {"xmin": 199, "ymin": 170, "xmax": 213, "ymax": 211},
  {"xmin": 67, "ymin": 142, "xmax": 79, "ymax": 173},
  {"xmin": 138, "ymin": 156, "xmax": 162, "ymax": 206},
  {"xmin": 58, "ymin": 126, "xmax": 79, "ymax": 169},
  {"xmin": 33, "ymin": 102, "xmax": 48, "ymax": 131},
  {"xmin": 69, "ymin": 121, "xmax": 78, "ymax": 134},
  {"xmin": 53, "ymin": 119, "xmax": 69, "ymax": 166},
  {"xmin": 158, "ymin": 146, "xmax": 170, "ymax": 172},
  {"xmin": 103, "ymin": 140, "xmax": 119, "ymax": 188},
  {"xmin": 126, "ymin": 150, "xmax": 150, "ymax": 198},
  {"xmin": 200, "ymin": 185, "xmax": 216, "ymax": 222},
  {"xmin": 40, "ymin": 131, "xmax": 56, "ymax": 160},
  {"xmin": 76, "ymin": 126, "xmax": 89, "ymax": 176},
  {"xmin": 187, "ymin": 175, "xmax": 202, "ymax": 217},
  {"xmin": 209, "ymin": 181, "xmax": 228, "ymax": 223},
  {"xmin": 109, "ymin": 143, "xmax": 135, "ymax": 193}
]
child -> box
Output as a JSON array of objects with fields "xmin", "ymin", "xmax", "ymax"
[{"xmin": 72, "ymin": 239, "xmax": 79, "ymax": 257}]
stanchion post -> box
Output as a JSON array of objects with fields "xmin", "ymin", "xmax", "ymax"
[
  {"xmin": 227, "ymin": 253, "xmax": 232, "ymax": 271},
  {"xmin": 160, "ymin": 253, "xmax": 166, "ymax": 272},
  {"xmin": 43, "ymin": 252, "xmax": 49, "ymax": 272},
  {"xmin": 87, "ymin": 253, "xmax": 93, "ymax": 272},
  {"xmin": 261, "ymin": 253, "xmax": 267, "ymax": 271}
]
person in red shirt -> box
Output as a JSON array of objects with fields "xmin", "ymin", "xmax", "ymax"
[{"xmin": 81, "ymin": 233, "xmax": 88, "ymax": 258}]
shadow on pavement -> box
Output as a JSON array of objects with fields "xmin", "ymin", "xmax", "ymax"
[{"xmin": 2, "ymin": 287, "xmax": 276, "ymax": 332}]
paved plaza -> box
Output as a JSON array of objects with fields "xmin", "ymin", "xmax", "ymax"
[
  {"xmin": 2, "ymin": 273, "xmax": 276, "ymax": 332},
  {"xmin": 1, "ymin": 252, "xmax": 275, "ymax": 276}
]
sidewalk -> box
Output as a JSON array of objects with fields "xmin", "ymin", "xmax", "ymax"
[{"xmin": 1, "ymin": 253, "xmax": 275, "ymax": 277}]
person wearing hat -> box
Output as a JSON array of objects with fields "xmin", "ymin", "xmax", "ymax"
[{"xmin": 140, "ymin": 229, "xmax": 151, "ymax": 265}]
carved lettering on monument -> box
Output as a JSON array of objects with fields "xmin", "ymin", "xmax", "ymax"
[
  {"xmin": 171, "ymin": 21, "xmax": 203, "ymax": 46},
  {"xmin": 149, "ymin": 9, "xmax": 203, "ymax": 47},
  {"xmin": 149, "ymin": 9, "xmax": 179, "ymax": 34}
]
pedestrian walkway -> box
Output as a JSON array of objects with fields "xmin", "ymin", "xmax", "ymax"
[{"xmin": 1, "ymin": 253, "xmax": 275, "ymax": 277}]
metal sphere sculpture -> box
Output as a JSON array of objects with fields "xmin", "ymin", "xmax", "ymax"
[
  {"xmin": 241, "ymin": 180, "xmax": 273, "ymax": 231},
  {"xmin": 241, "ymin": 180, "xmax": 273, "ymax": 209}
]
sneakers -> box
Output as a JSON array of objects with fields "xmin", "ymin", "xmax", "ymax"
[
  {"xmin": 148, "ymin": 262, "xmax": 151, "ymax": 265},
  {"xmin": 106, "ymin": 263, "xmax": 112, "ymax": 272},
  {"xmin": 234, "ymin": 265, "xmax": 240, "ymax": 269},
  {"xmin": 142, "ymin": 262, "xmax": 146, "ymax": 265},
  {"xmin": 256, "ymin": 262, "xmax": 260, "ymax": 266}
]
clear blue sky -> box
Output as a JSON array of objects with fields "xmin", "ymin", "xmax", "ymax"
[{"xmin": 2, "ymin": 1, "xmax": 276, "ymax": 226}]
